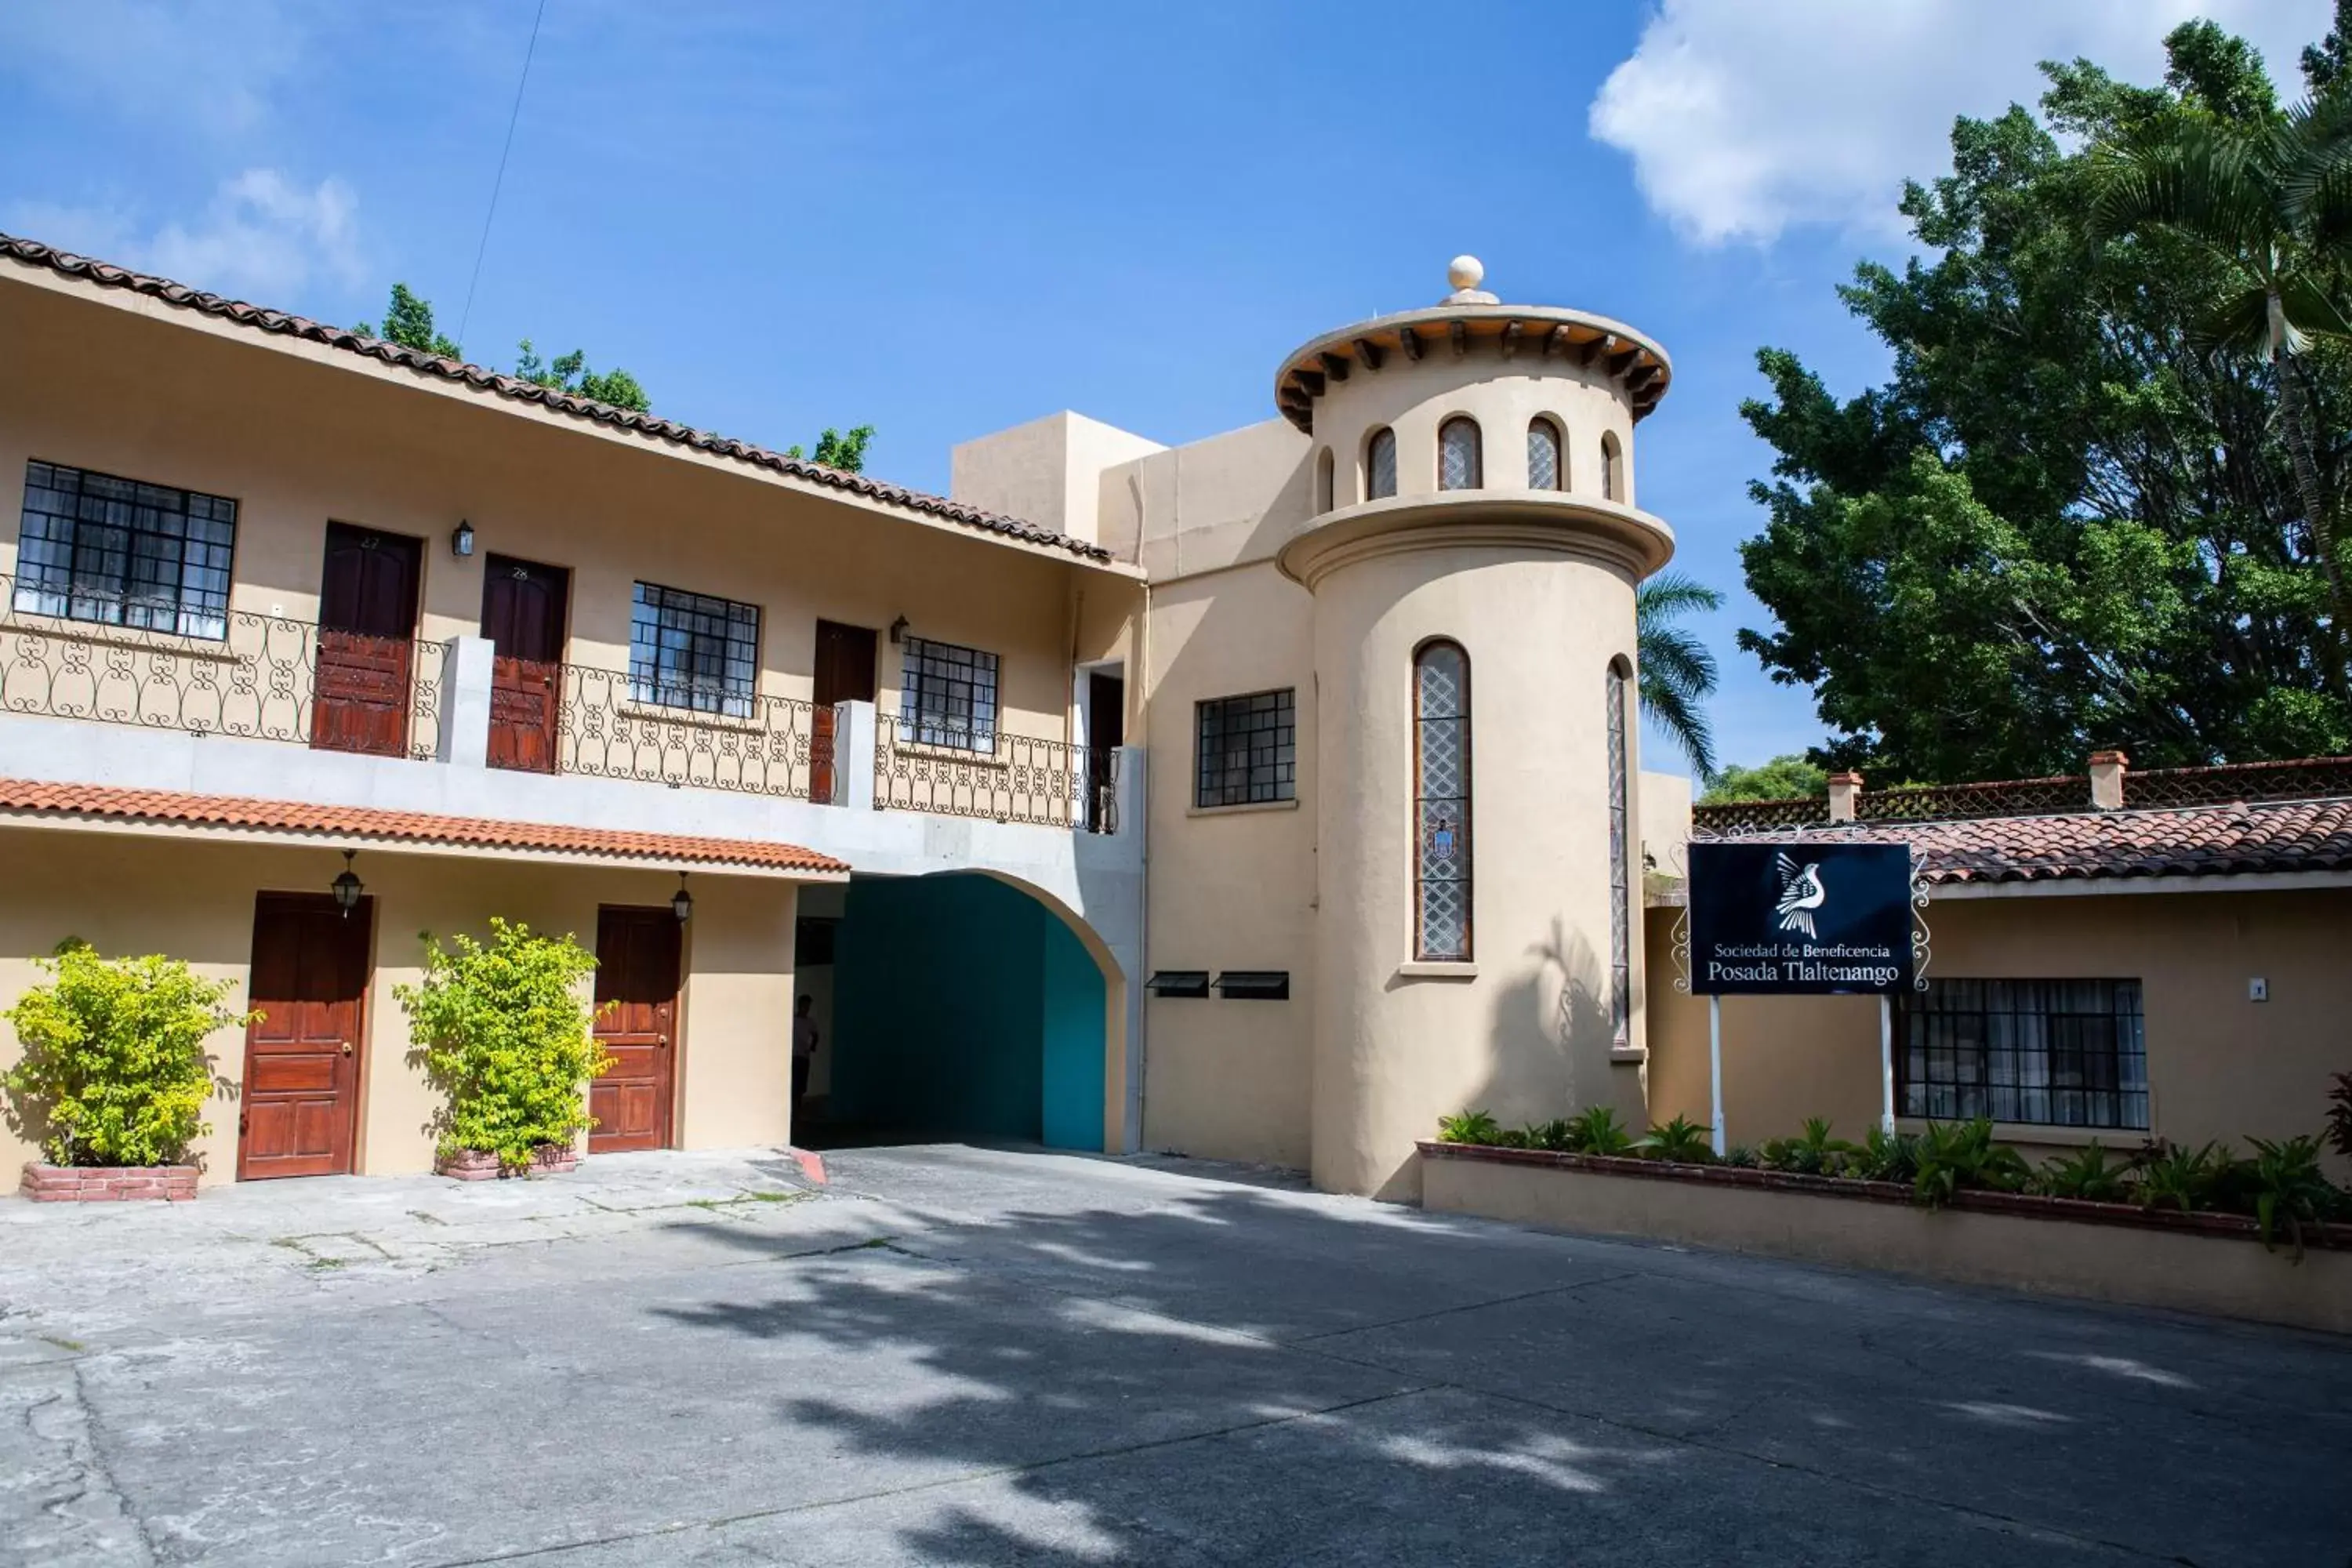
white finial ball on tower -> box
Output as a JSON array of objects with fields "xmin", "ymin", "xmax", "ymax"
[{"xmin": 1448, "ymin": 255, "xmax": 1484, "ymax": 292}]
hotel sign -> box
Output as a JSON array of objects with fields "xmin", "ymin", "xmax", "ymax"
[{"xmin": 1686, "ymin": 841, "xmax": 1913, "ymax": 996}]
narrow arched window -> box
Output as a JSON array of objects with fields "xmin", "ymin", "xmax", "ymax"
[
  {"xmin": 1414, "ymin": 640, "xmax": 1472, "ymax": 960},
  {"xmin": 1367, "ymin": 426, "xmax": 1397, "ymax": 499},
  {"xmin": 1315, "ymin": 446, "xmax": 1335, "ymax": 514},
  {"xmin": 1600, "ymin": 430, "xmax": 1624, "ymax": 502},
  {"xmin": 1527, "ymin": 417, "xmax": 1563, "ymax": 491},
  {"xmin": 1606, "ymin": 660, "xmax": 1632, "ymax": 1045},
  {"xmin": 1439, "ymin": 416, "xmax": 1483, "ymax": 491}
]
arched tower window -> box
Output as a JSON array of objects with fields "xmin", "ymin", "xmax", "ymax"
[
  {"xmin": 1606, "ymin": 659, "xmax": 1632, "ymax": 1046},
  {"xmin": 1315, "ymin": 446, "xmax": 1335, "ymax": 513},
  {"xmin": 1439, "ymin": 417, "xmax": 1483, "ymax": 491},
  {"xmin": 1366, "ymin": 426, "xmax": 1398, "ymax": 500},
  {"xmin": 1528, "ymin": 417, "xmax": 1563, "ymax": 491},
  {"xmin": 1414, "ymin": 640, "xmax": 1472, "ymax": 960},
  {"xmin": 1600, "ymin": 430, "xmax": 1624, "ymax": 503}
]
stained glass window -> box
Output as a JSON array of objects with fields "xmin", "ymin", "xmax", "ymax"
[
  {"xmin": 1439, "ymin": 418, "xmax": 1483, "ymax": 491},
  {"xmin": 1414, "ymin": 641, "xmax": 1472, "ymax": 960},
  {"xmin": 1606, "ymin": 662, "xmax": 1631, "ymax": 1045},
  {"xmin": 1367, "ymin": 427, "xmax": 1397, "ymax": 499},
  {"xmin": 1529, "ymin": 419, "xmax": 1563, "ymax": 492}
]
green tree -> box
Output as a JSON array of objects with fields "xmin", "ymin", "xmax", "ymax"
[
  {"xmin": 1738, "ymin": 20, "xmax": 2352, "ymax": 781},
  {"xmin": 786, "ymin": 425, "xmax": 876, "ymax": 474},
  {"xmin": 1700, "ymin": 754, "xmax": 1829, "ymax": 804},
  {"xmin": 1635, "ymin": 571, "xmax": 1722, "ymax": 779},
  {"xmin": 514, "ymin": 339, "xmax": 652, "ymax": 414},
  {"xmin": 354, "ymin": 282, "xmax": 461, "ymax": 359}
]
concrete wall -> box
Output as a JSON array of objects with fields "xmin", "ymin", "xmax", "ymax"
[
  {"xmin": 951, "ymin": 411, "xmax": 1166, "ymax": 550},
  {"xmin": 0, "ymin": 825, "xmax": 797, "ymax": 1184},
  {"xmin": 1643, "ymin": 887, "xmax": 2352, "ymax": 1170},
  {"xmin": 1421, "ymin": 1150, "xmax": 2352, "ymax": 1335}
]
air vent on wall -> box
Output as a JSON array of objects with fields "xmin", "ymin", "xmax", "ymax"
[
  {"xmin": 1211, "ymin": 971, "xmax": 1290, "ymax": 1001},
  {"xmin": 1145, "ymin": 971, "xmax": 1212, "ymax": 999}
]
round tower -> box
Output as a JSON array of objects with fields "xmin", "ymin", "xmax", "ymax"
[{"xmin": 1272, "ymin": 258, "xmax": 1677, "ymax": 1198}]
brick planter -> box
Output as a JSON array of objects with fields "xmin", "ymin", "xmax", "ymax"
[
  {"xmin": 21, "ymin": 1162, "xmax": 198, "ymax": 1203},
  {"xmin": 434, "ymin": 1145, "xmax": 581, "ymax": 1181}
]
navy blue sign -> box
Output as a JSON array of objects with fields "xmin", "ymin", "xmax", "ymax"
[{"xmin": 1687, "ymin": 841, "xmax": 1914, "ymax": 996}]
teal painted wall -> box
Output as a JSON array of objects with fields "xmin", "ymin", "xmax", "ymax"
[{"xmin": 831, "ymin": 875, "xmax": 1105, "ymax": 1150}]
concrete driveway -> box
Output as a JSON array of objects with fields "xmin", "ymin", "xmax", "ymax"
[{"xmin": 2, "ymin": 1144, "xmax": 2347, "ymax": 1566}]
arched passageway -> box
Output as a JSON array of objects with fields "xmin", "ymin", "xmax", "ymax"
[{"xmin": 795, "ymin": 872, "xmax": 1111, "ymax": 1151}]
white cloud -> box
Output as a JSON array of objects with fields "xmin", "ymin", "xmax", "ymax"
[
  {"xmin": 8, "ymin": 169, "xmax": 365, "ymax": 302},
  {"xmin": 0, "ymin": 1, "xmax": 302, "ymax": 136},
  {"xmin": 1588, "ymin": 0, "xmax": 2332, "ymax": 246}
]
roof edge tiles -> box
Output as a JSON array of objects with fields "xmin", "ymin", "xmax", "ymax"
[
  {"xmin": 0, "ymin": 778, "xmax": 849, "ymax": 877},
  {"xmin": 0, "ymin": 231, "xmax": 1112, "ymax": 564}
]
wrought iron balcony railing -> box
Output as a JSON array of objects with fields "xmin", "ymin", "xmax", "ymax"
[
  {"xmin": 874, "ymin": 711, "xmax": 1116, "ymax": 833},
  {"xmin": 550, "ymin": 662, "xmax": 815, "ymax": 799},
  {"xmin": 1, "ymin": 575, "xmax": 445, "ymax": 761}
]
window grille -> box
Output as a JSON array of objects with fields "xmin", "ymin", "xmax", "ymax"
[
  {"xmin": 1414, "ymin": 641, "xmax": 1472, "ymax": 960},
  {"xmin": 1367, "ymin": 427, "xmax": 1398, "ymax": 499},
  {"xmin": 1896, "ymin": 979, "xmax": 2148, "ymax": 1130},
  {"xmin": 1529, "ymin": 419, "xmax": 1563, "ymax": 491},
  {"xmin": 1439, "ymin": 417, "xmax": 1483, "ymax": 491},
  {"xmin": 13, "ymin": 459, "xmax": 237, "ymax": 639},
  {"xmin": 898, "ymin": 634, "xmax": 1000, "ymax": 752},
  {"xmin": 1606, "ymin": 662, "xmax": 1631, "ymax": 1044},
  {"xmin": 1195, "ymin": 688, "xmax": 1296, "ymax": 807},
  {"xmin": 630, "ymin": 581, "xmax": 760, "ymax": 718}
]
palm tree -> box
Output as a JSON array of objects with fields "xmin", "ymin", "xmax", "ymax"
[
  {"xmin": 2090, "ymin": 96, "xmax": 2352, "ymax": 684},
  {"xmin": 1635, "ymin": 572, "xmax": 1723, "ymax": 779}
]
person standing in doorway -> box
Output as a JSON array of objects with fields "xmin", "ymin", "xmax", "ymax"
[{"xmin": 791, "ymin": 993, "xmax": 819, "ymax": 1133}]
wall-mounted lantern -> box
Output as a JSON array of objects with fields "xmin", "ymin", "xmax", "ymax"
[
  {"xmin": 452, "ymin": 520, "xmax": 476, "ymax": 558},
  {"xmin": 888, "ymin": 615, "xmax": 909, "ymax": 646},
  {"xmin": 330, "ymin": 850, "xmax": 365, "ymax": 917},
  {"xmin": 672, "ymin": 871, "xmax": 694, "ymax": 924}
]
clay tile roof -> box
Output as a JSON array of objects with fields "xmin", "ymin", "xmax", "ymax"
[
  {"xmin": 0, "ymin": 779, "xmax": 848, "ymax": 877},
  {"xmin": 0, "ymin": 231, "xmax": 1112, "ymax": 564},
  {"xmin": 1791, "ymin": 798, "xmax": 2352, "ymax": 887}
]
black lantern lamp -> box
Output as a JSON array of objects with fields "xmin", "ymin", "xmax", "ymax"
[
  {"xmin": 671, "ymin": 871, "xmax": 694, "ymax": 924},
  {"xmin": 888, "ymin": 615, "xmax": 909, "ymax": 645},
  {"xmin": 330, "ymin": 849, "xmax": 365, "ymax": 917},
  {"xmin": 452, "ymin": 519, "xmax": 476, "ymax": 558}
]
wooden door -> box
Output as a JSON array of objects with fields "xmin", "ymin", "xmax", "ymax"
[
  {"xmin": 809, "ymin": 620, "xmax": 877, "ymax": 804},
  {"xmin": 313, "ymin": 523, "xmax": 423, "ymax": 757},
  {"xmin": 1086, "ymin": 670, "xmax": 1123, "ymax": 832},
  {"xmin": 483, "ymin": 554, "xmax": 570, "ymax": 772},
  {"xmin": 590, "ymin": 906, "xmax": 681, "ymax": 1152},
  {"xmin": 238, "ymin": 892, "xmax": 372, "ymax": 1180}
]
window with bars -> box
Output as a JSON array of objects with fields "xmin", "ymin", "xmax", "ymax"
[
  {"xmin": 898, "ymin": 634, "xmax": 1000, "ymax": 751},
  {"xmin": 12, "ymin": 459, "xmax": 237, "ymax": 639},
  {"xmin": 1529, "ymin": 418, "xmax": 1564, "ymax": 491},
  {"xmin": 1414, "ymin": 641, "xmax": 1472, "ymax": 960},
  {"xmin": 630, "ymin": 581, "xmax": 760, "ymax": 718},
  {"xmin": 1896, "ymin": 979, "xmax": 2148, "ymax": 1130},
  {"xmin": 1439, "ymin": 417, "xmax": 1483, "ymax": 491},
  {"xmin": 1606, "ymin": 662, "xmax": 1631, "ymax": 1045},
  {"xmin": 1367, "ymin": 427, "xmax": 1398, "ymax": 499},
  {"xmin": 1195, "ymin": 688, "xmax": 1295, "ymax": 808}
]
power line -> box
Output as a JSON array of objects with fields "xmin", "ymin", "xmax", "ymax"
[{"xmin": 456, "ymin": 0, "xmax": 548, "ymax": 353}]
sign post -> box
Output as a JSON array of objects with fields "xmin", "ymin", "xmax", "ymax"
[{"xmin": 1686, "ymin": 840, "xmax": 1915, "ymax": 1151}]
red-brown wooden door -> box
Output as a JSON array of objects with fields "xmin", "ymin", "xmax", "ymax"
[
  {"xmin": 483, "ymin": 554, "xmax": 570, "ymax": 772},
  {"xmin": 590, "ymin": 906, "xmax": 681, "ymax": 1152},
  {"xmin": 809, "ymin": 619, "xmax": 877, "ymax": 804},
  {"xmin": 238, "ymin": 892, "xmax": 372, "ymax": 1180},
  {"xmin": 312, "ymin": 523, "xmax": 423, "ymax": 758}
]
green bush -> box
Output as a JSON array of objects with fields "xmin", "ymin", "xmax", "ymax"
[
  {"xmin": 2, "ymin": 940, "xmax": 248, "ymax": 1167},
  {"xmin": 2135, "ymin": 1139, "xmax": 2231, "ymax": 1213},
  {"xmin": 1635, "ymin": 1114, "xmax": 1715, "ymax": 1164},
  {"xmin": 1849, "ymin": 1126, "xmax": 1919, "ymax": 1185},
  {"xmin": 1436, "ymin": 1109, "xmax": 1502, "ymax": 1145},
  {"xmin": 396, "ymin": 920, "xmax": 612, "ymax": 1171},
  {"xmin": 1761, "ymin": 1117, "xmax": 1854, "ymax": 1176},
  {"xmin": 2240, "ymin": 1135, "xmax": 2338, "ymax": 1258},
  {"xmin": 2028, "ymin": 1142, "xmax": 2132, "ymax": 1203},
  {"xmin": 1722, "ymin": 1143, "xmax": 1759, "ymax": 1168},
  {"xmin": 1523, "ymin": 1118, "xmax": 1577, "ymax": 1152},
  {"xmin": 1566, "ymin": 1105, "xmax": 1635, "ymax": 1156},
  {"xmin": 1912, "ymin": 1118, "xmax": 2031, "ymax": 1208}
]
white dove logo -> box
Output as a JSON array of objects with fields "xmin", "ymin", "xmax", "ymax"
[{"xmin": 1774, "ymin": 851, "xmax": 1826, "ymax": 939}]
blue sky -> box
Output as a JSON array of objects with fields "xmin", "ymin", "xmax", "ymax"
[{"xmin": 0, "ymin": 0, "xmax": 2330, "ymax": 775}]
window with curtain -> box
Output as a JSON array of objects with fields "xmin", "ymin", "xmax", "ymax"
[
  {"xmin": 1606, "ymin": 662, "xmax": 1631, "ymax": 1045},
  {"xmin": 1600, "ymin": 431, "xmax": 1624, "ymax": 502},
  {"xmin": 1366, "ymin": 427, "xmax": 1397, "ymax": 499},
  {"xmin": 1896, "ymin": 980, "xmax": 2148, "ymax": 1129},
  {"xmin": 1528, "ymin": 418, "xmax": 1563, "ymax": 491},
  {"xmin": 898, "ymin": 634, "xmax": 1000, "ymax": 751},
  {"xmin": 1414, "ymin": 641, "xmax": 1472, "ymax": 960},
  {"xmin": 1439, "ymin": 417, "xmax": 1483, "ymax": 491},
  {"xmin": 13, "ymin": 459, "xmax": 238, "ymax": 639},
  {"xmin": 630, "ymin": 581, "xmax": 759, "ymax": 717}
]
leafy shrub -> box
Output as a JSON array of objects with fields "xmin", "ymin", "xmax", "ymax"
[
  {"xmin": 1635, "ymin": 1114, "xmax": 1715, "ymax": 1164},
  {"xmin": 1524, "ymin": 1119, "xmax": 1577, "ymax": 1152},
  {"xmin": 1912, "ymin": 1118, "xmax": 2031, "ymax": 1209},
  {"xmin": 2, "ymin": 940, "xmax": 248, "ymax": 1167},
  {"xmin": 1722, "ymin": 1144, "xmax": 1759, "ymax": 1168},
  {"xmin": 1566, "ymin": 1105, "xmax": 1635, "ymax": 1156},
  {"xmin": 2028, "ymin": 1142, "xmax": 2132, "ymax": 1204},
  {"xmin": 1437, "ymin": 1109, "xmax": 1502, "ymax": 1145},
  {"xmin": 1490, "ymin": 1126, "xmax": 1533, "ymax": 1149},
  {"xmin": 2135, "ymin": 1139, "xmax": 2231, "ymax": 1214},
  {"xmin": 1849, "ymin": 1126, "xmax": 1919, "ymax": 1185},
  {"xmin": 396, "ymin": 920, "xmax": 611, "ymax": 1171},
  {"xmin": 2241, "ymin": 1135, "xmax": 2339, "ymax": 1258},
  {"xmin": 1761, "ymin": 1117, "xmax": 1854, "ymax": 1176},
  {"xmin": 2327, "ymin": 1071, "xmax": 2352, "ymax": 1162}
]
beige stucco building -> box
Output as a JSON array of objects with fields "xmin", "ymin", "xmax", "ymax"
[{"xmin": 2, "ymin": 236, "xmax": 2346, "ymax": 1197}]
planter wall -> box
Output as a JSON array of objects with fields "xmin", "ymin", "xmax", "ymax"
[
  {"xmin": 21, "ymin": 1162, "xmax": 199, "ymax": 1203},
  {"xmin": 1417, "ymin": 1142, "xmax": 2352, "ymax": 1336},
  {"xmin": 434, "ymin": 1145, "xmax": 580, "ymax": 1182}
]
